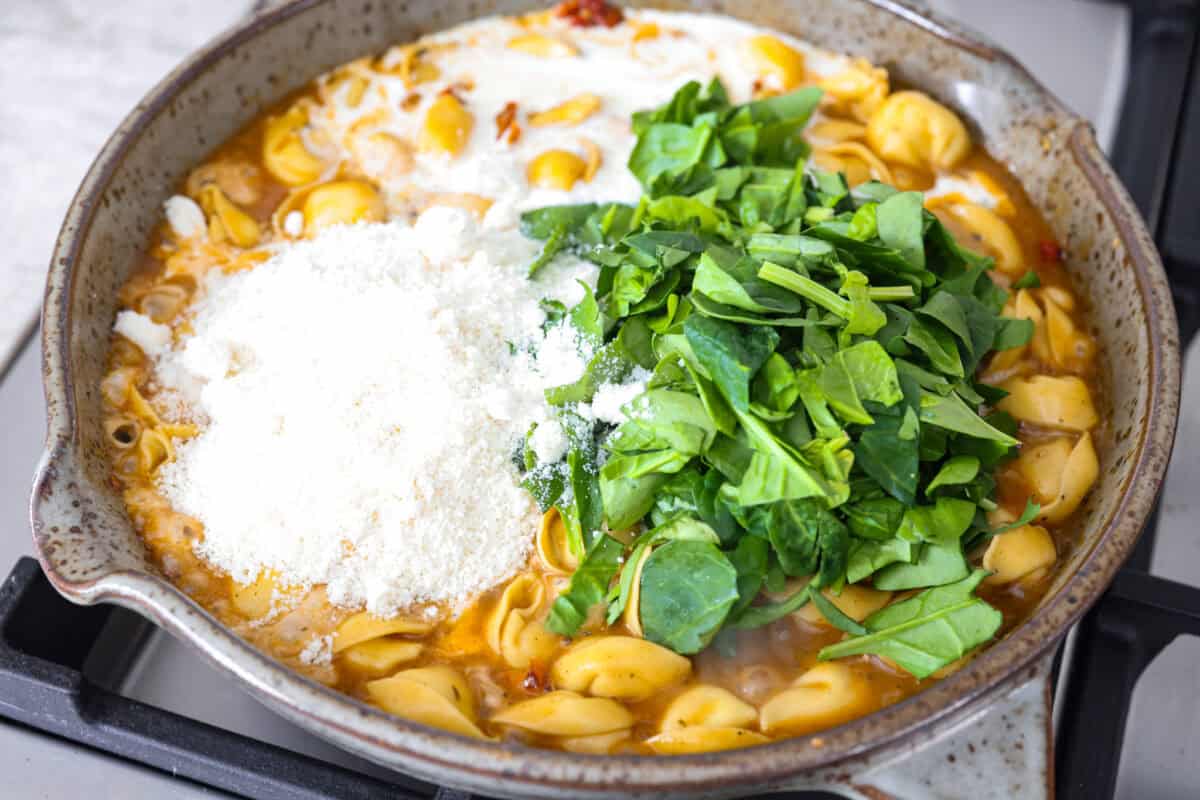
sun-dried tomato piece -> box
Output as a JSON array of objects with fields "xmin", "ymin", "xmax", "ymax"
[
  {"xmin": 1039, "ymin": 239, "xmax": 1064, "ymax": 264},
  {"xmin": 495, "ymin": 101, "xmax": 521, "ymax": 144},
  {"xmin": 556, "ymin": 0, "xmax": 624, "ymax": 28}
]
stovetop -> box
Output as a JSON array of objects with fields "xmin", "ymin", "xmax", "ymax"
[{"xmin": 3, "ymin": 1, "xmax": 1199, "ymax": 798}]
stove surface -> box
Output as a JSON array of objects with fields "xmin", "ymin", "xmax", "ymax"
[{"xmin": 7, "ymin": 2, "xmax": 1195, "ymax": 799}]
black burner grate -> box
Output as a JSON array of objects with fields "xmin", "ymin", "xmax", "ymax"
[{"xmin": 3, "ymin": 2, "xmax": 1200, "ymax": 798}]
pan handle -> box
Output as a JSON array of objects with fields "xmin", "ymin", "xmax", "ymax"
[{"xmin": 821, "ymin": 654, "xmax": 1055, "ymax": 800}]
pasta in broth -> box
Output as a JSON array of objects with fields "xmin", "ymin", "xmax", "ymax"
[{"xmin": 103, "ymin": 2, "xmax": 1102, "ymax": 754}]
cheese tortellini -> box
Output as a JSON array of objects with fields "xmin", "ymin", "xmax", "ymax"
[
  {"xmin": 1014, "ymin": 433, "xmax": 1100, "ymax": 523},
  {"xmin": 491, "ymin": 691, "xmax": 634, "ymax": 737},
  {"xmin": 550, "ymin": 636, "xmax": 691, "ymax": 701},
  {"xmin": 821, "ymin": 58, "xmax": 889, "ymax": 123},
  {"xmin": 939, "ymin": 201, "xmax": 1024, "ymax": 276},
  {"xmin": 984, "ymin": 524, "xmax": 1057, "ymax": 583},
  {"xmin": 366, "ymin": 666, "xmax": 486, "ymax": 739},
  {"xmin": 262, "ymin": 103, "xmax": 326, "ymax": 186},
  {"xmin": 760, "ymin": 663, "xmax": 873, "ymax": 736},
  {"xmin": 866, "ymin": 90, "xmax": 972, "ymax": 171},
  {"xmin": 997, "ymin": 375, "xmax": 1099, "ymax": 431},
  {"xmin": 646, "ymin": 686, "xmax": 767, "ymax": 753},
  {"xmin": 795, "ymin": 584, "xmax": 892, "ymax": 627},
  {"xmin": 485, "ymin": 573, "xmax": 558, "ymax": 669}
]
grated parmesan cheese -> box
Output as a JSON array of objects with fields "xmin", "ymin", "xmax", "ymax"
[
  {"xmin": 153, "ymin": 212, "xmax": 595, "ymax": 616},
  {"xmin": 298, "ymin": 634, "xmax": 333, "ymax": 666},
  {"xmin": 114, "ymin": 310, "xmax": 172, "ymax": 357}
]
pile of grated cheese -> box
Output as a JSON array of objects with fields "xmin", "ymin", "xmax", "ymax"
[{"xmin": 150, "ymin": 207, "xmax": 610, "ymax": 617}]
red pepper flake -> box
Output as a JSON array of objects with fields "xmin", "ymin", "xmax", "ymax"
[
  {"xmin": 522, "ymin": 660, "xmax": 549, "ymax": 692},
  {"xmin": 495, "ymin": 101, "xmax": 520, "ymax": 143},
  {"xmin": 556, "ymin": 0, "xmax": 624, "ymax": 28},
  {"xmin": 1038, "ymin": 239, "xmax": 1064, "ymax": 264}
]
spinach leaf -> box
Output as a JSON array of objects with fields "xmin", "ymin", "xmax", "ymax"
[
  {"xmin": 846, "ymin": 536, "xmax": 915, "ymax": 583},
  {"xmin": 855, "ymin": 409, "xmax": 920, "ymax": 505},
  {"xmin": 684, "ymin": 316, "xmax": 780, "ymax": 411},
  {"xmin": 546, "ymin": 535, "xmax": 624, "ymax": 636},
  {"xmin": 809, "ymin": 590, "xmax": 869, "ymax": 635},
  {"xmin": 729, "ymin": 584, "xmax": 811, "ymax": 629},
  {"xmin": 818, "ymin": 570, "xmax": 1003, "ymax": 678},
  {"xmin": 873, "ymin": 540, "xmax": 969, "ymax": 590},
  {"xmin": 926, "ymin": 455, "xmax": 981, "ymax": 495},
  {"xmin": 728, "ymin": 535, "xmax": 769, "ymax": 617},
  {"xmin": 919, "ymin": 390, "xmax": 1020, "ymax": 445},
  {"xmin": 876, "ymin": 191, "xmax": 926, "ymax": 270},
  {"xmin": 639, "ymin": 540, "xmax": 740, "ymax": 653},
  {"xmin": 843, "ymin": 497, "xmax": 905, "ymax": 540}
]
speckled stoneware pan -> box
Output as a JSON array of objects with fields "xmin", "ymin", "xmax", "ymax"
[{"xmin": 31, "ymin": 1, "xmax": 1179, "ymax": 797}]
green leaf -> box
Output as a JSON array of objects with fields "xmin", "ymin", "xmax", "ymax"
[
  {"xmin": 874, "ymin": 540, "xmax": 969, "ymax": 590},
  {"xmin": 732, "ymin": 498, "xmax": 848, "ymax": 587},
  {"xmin": 896, "ymin": 497, "xmax": 977, "ymax": 546},
  {"xmin": 731, "ymin": 409, "xmax": 845, "ymax": 505},
  {"xmin": 993, "ymin": 317, "xmax": 1034, "ymax": 351},
  {"xmin": 818, "ymin": 570, "xmax": 1003, "ymax": 679},
  {"xmin": 855, "ymin": 410, "xmax": 919, "ymax": 505},
  {"xmin": 919, "ymin": 390, "xmax": 1020, "ymax": 445},
  {"xmin": 846, "ymin": 536, "xmax": 915, "ymax": 582},
  {"xmin": 876, "ymin": 191, "xmax": 926, "ymax": 270},
  {"xmin": 684, "ymin": 316, "xmax": 780, "ymax": 411},
  {"xmin": 1013, "ymin": 270, "xmax": 1041, "ymax": 289},
  {"xmin": 639, "ymin": 540, "xmax": 739, "ymax": 653},
  {"xmin": 546, "ymin": 535, "xmax": 624, "ymax": 636},
  {"xmin": 809, "ymin": 590, "xmax": 869, "ymax": 635},
  {"xmin": 905, "ymin": 317, "xmax": 965, "ymax": 378},
  {"xmin": 843, "ymin": 497, "xmax": 905, "ymax": 541},
  {"xmin": 926, "ymin": 455, "xmax": 981, "ymax": 495},
  {"xmin": 729, "ymin": 584, "xmax": 811, "ymax": 629},
  {"xmin": 728, "ymin": 535, "xmax": 769, "ymax": 618}
]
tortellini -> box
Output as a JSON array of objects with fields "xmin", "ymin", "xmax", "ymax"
[
  {"xmin": 744, "ymin": 35, "xmax": 806, "ymax": 91},
  {"xmin": 420, "ymin": 91, "xmax": 474, "ymax": 156},
  {"xmin": 939, "ymin": 202, "xmax": 1024, "ymax": 276},
  {"xmin": 366, "ymin": 666, "xmax": 485, "ymax": 739},
  {"xmin": 485, "ymin": 573, "xmax": 558, "ymax": 669},
  {"xmin": 997, "ymin": 375, "xmax": 1099, "ymax": 431},
  {"xmin": 647, "ymin": 726, "xmax": 770, "ymax": 754},
  {"xmin": 536, "ymin": 508, "xmax": 579, "ymax": 575},
  {"xmin": 262, "ymin": 104, "xmax": 326, "ymax": 186},
  {"xmin": 527, "ymin": 149, "xmax": 588, "ymax": 190},
  {"xmin": 866, "ymin": 90, "xmax": 971, "ymax": 171},
  {"xmin": 620, "ymin": 544, "xmax": 652, "ymax": 638},
  {"xmin": 550, "ymin": 636, "xmax": 691, "ymax": 701},
  {"xmin": 820, "ymin": 58, "xmax": 889, "ymax": 123},
  {"xmin": 989, "ymin": 288, "xmax": 1094, "ymax": 378},
  {"xmin": 198, "ymin": 185, "xmax": 260, "ymax": 248},
  {"xmin": 1034, "ymin": 288, "xmax": 1095, "ymax": 373},
  {"xmin": 657, "ymin": 685, "xmax": 757, "ymax": 733},
  {"xmin": 983, "ymin": 524, "xmax": 1057, "ymax": 583},
  {"xmin": 491, "ymin": 691, "xmax": 634, "ymax": 737},
  {"xmin": 301, "ymin": 180, "xmax": 386, "ymax": 236},
  {"xmin": 229, "ymin": 570, "xmax": 300, "ymax": 619},
  {"xmin": 1014, "ymin": 432, "xmax": 1099, "ymax": 523},
  {"xmin": 339, "ymin": 639, "xmax": 423, "ymax": 676},
  {"xmin": 985, "ymin": 289, "xmax": 1045, "ymax": 379},
  {"xmin": 349, "ymin": 131, "xmax": 415, "ymax": 181},
  {"xmin": 795, "ymin": 584, "xmax": 892, "ymax": 627},
  {"xmin": 811, "ymin": 142, "xmax": 894, "ymax": 187},
  {"xmin": 760, "ymin": 662, "xmax": 873, "ymax": 736},
  {"xmin": 332, "ymin": 610, "xmax": 435, "ymax": 653}
]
